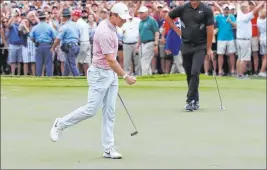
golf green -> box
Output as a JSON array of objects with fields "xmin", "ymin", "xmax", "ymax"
[{"xmin": 1, "ymin": 75, "xmax": 266, "ymax": 169}]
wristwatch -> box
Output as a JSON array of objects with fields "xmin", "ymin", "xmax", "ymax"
[{"xmin": 123, "ymin": 74, "xmax": 129, "ymax": 80}]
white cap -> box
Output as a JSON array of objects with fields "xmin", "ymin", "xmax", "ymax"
[
  {"xmin": 223, "ymin": 4, "xmax": 229, "ymax": 9},
  {"xmin": 138, "ymin": 6, "xmax": 148, "ymax": 13},
  {"xmin": 162, "ymin": 7, "xmax": 170, "ymax": 12},
  {"xmin": 229, "ymin": 5, "xmax": 235, "ymax": 9},
  {"xmin": 157, "ymin": 4, "xmax": 163, "ymax": 8},
  {"xmin": 249, "ymin": 1, "xmax": 256, "ymax": 6},
  {"xmin": 111, "ymin": 2, "xmax": 131, "ymax": 20}
]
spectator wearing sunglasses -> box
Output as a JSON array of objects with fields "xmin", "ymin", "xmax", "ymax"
[{"xmin": 0, "ymin": 18, "xmax": 10, "ymax": 74}]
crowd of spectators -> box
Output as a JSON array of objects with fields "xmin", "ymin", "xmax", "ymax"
[{"xmin": 0, "ymin": 0, "xmax": 266, "ymax": 78}]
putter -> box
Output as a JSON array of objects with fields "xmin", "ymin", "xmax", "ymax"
[
  {"xmin": 210, "ymin": 58, "xmax": 225, "ymax": 111},
  {"xmin": 212, "ymin": 70, "xmax": 226, "ymax": 111},
  {"xmin": 118, "ymin": 93, "xmax": 138, "ymax": 136}
]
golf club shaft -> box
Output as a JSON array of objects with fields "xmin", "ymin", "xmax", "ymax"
[
  {"xmin": 118, "ymin": 93, "xmax": 138, "ymax": 132},
  {"xmin": 213, "ymin": 72, "xmax": 223, "ymax": 106},
  {"xmin": 211, "ymin": 59, "xmax": 223, "ymax": 106}
]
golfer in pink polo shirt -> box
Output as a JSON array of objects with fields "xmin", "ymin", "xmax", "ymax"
[{"xmin": 50, "ymin": 3, "xmax": 136, "ymax": 159}]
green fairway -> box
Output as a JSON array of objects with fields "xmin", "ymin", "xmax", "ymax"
[{"xmin": 1, "ymin": 75, "xmax": 266, "ymax": 169}]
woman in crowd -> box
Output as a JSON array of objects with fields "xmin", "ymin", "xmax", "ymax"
[
  {"xmin": 19, "ymin": 18, "xmax": 36, "ymax": 76},
  {"xmin": 0, "ymin": 17, "xmax": 10, "ymax": 74}
]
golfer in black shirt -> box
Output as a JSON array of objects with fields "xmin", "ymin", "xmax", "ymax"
[{"xmin": 165, "ymin": 1, "xmax": 214, "ymax": 111}]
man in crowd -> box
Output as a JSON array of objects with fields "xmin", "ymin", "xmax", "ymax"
[
  {"xmin": 73, "ymin": 9, "xmax": 91, "ymax": 76},
  {"xmin": 137, "ymin": 6, "xmax": 159, "ymax": 76},
  {"xmin": 30, "ymin": 11, "xmax": 56, "ymax": 77},
  {"xmin": 236, "ymin": 1, "xmax": 265, "ymax": 78},
  {"xmin": 50, "ymin": 8, "xmax": 80, "ymax": 76},
  {"xmin": 249, "ymin": 1, "xmax": 260, "ymax": 75},
  {"xmin": 215, "ymin": 4, "xmax": 236, "ymax": 76},
  {"xmin": 122, "ymin": 6, "xmax": 141, "ymax": 76},
  {"xmin": 7, "ymin": 8, "xmax": 24, "ymax": 75}
]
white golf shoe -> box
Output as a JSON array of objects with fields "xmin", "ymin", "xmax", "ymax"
[
  {"xmin": 103, "ymin": 148, "xmax": 122, "ymax": 159},
  {"xmin": 258, "ymin": 72, "xmax": 266, "ymax": 77},
  {"xmin": 50, "ymin": 118, "xmax": 63, "ymax": 142}
]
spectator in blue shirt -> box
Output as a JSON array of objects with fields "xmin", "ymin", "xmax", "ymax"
[
  {"xmin": 7, "ymin": 8, "xmax": 24, "ymax": 75},
  {"xmin": 215, "ymin": 4, "xmax": 237, "ymax": 76}
]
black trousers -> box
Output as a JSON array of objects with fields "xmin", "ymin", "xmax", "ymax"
[
  {"xmin": 182, "ymin": 48, "xmax": 206, "ymax": 103},
  {"xmin": 0, "ymin": 49, "xmax": 9, "ymax": 74}
]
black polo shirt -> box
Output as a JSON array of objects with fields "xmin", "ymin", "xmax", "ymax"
[{"xmin": 168, "ymin": 2, "xmax": 214, "ymax": 45}]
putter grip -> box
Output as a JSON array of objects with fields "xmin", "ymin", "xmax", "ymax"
[{"xmin": 131, "ymin": 131, "xmax": 138, "ymax": 136}]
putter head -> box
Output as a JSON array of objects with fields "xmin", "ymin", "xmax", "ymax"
[
  {"xmin": 220, "ymin": 106, "xmax": 226, "ymax": 110},
  {"xmin": 131, "ymin": 131, "xmax": 138, "ymax": 136}
]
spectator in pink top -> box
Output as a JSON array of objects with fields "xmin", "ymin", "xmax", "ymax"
[{"xmin": 50, "ymin": 2, "xmax": 136, "ymax": 160}]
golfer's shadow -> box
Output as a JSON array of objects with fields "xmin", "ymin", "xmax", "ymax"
[{"xmin": 177, "ymin": 107, "xmax": 214, "ymax": 114}]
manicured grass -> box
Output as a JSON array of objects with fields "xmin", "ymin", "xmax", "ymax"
[{"xmin": 1, "ymin": 75, "xmax": 266, "ymax": 169}]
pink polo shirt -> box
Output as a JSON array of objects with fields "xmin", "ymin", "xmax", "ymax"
[{"xmin": 92, "ymin": 19, "xmax": 118, "ymax": 70}]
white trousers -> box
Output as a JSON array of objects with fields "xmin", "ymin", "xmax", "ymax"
[
  {"xmin": 58, "ymin": 65, "xmax": 118, "ymax": 152},
  {"xmin": 123, "ymin": 43, "xmax": 141, "ymax": 75},
  {"xmin": 170, "ymin": 51, "xmax": 185, "ymax": 74}
]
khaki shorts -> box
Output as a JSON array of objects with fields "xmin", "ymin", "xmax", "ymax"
[
  {"xmin": 236, "ymin": 39, "xmax": 251, "ymax": 61},
  {"xmin": 159, "ymin": 44, "xmax": 166, "ymax": 58},
  {"xmin": 251, "ymin": 37, "xmax": 259, "ymax": 52},
  {"xmin": 260, "ymin": 38, "xmax": 267, "ymax": 55},
  {"xmin": 217, "ymin": 40, "xmax": 236, "ymax": 55},
  {"xmin": 77, "ymin": 42, "xmax": 91, "ymax": 64}
]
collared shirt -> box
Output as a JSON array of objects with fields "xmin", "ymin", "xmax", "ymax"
[
  {"xmin": 139, "ymin": 16, "xmax": 159, "ymax": 42},
  {"xmin": 168, "ymin": 2, "xmax": 214, "ymax": 44},
  {"xmin": 257, "ymin": 18, "xmax": 266, "ymax": 41},
  {"xmin": 215, "ymin": 14, "xmax": 236, "ymax": 41},
  {"xmin": 92, "ymin": 19, "xmax": 118, "ymax": 70},
  {"xmin": 76, "ymin": 18, "xmax": 90, "ymax": 42},
  {"xmin": 122, "ymin": 17, "xmax": 141, "ymax": 43},
  {"xmin": 236, "ymin": 11, "xmax": 254, "ymax": 39},
  {"xmin": 30, "ymin": 21, "xmax": 56, "ymax": 44},
  {"xmin": 57, "ymin": 20, "xmax": 80, "ymax": 44}
]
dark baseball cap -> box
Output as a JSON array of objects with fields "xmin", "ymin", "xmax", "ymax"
[{"xmin": 52, "ymin": 5, "xmax": 58, "ymax": 10}]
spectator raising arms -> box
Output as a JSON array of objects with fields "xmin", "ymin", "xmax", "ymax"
[
  {"xmin": 7, "ymin": 8, "xmax": 24, "ymax": 75},
  {"xmin": 236, "ymin": 1, "xmax": 265, "ymax": 79},
  {"xmin": 0, "ymin": 1, "xmax": 266, "ymax": 77},
  {"xmin": 257, "ymin": 8, "xmax": 267, "ymax": 77}
]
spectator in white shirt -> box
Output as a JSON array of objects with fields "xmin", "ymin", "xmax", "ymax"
[
  {"xmin": 257, "ymin": 8, "xmax": 267, "ymax": 77},
  {"xmin": 88, "ymin": 14, "xmax": 97, "ymax": 48},
  {"xmin": 72, "ymin": 10, "xmax": 91, "ymax": 76},
  {"xmin": 122, "ymin": 8, "xmax": 141, "ymax": 75},
  {"xmin": 236, "ymin": 1, "xmax": 264, "ymax": 78}
]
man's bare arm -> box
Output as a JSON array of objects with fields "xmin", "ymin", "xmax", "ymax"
[
  {"xmin": 252, "ymin": 1, "xmax": 265, "ymax": 15},
  {"xmin": 164, "ymin": 14, "xmax": 181, "ymax": 36},
  {"xmin": 51, "ymin": 38, "xmax": 60, "ymax": 50},
  {"xmin": 206, "ymin": 25, "xmax": 214, "ymax": 50},
  {"xmin": 154, "ymin": 31, "xmax": 159, "ymax": 45}
]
